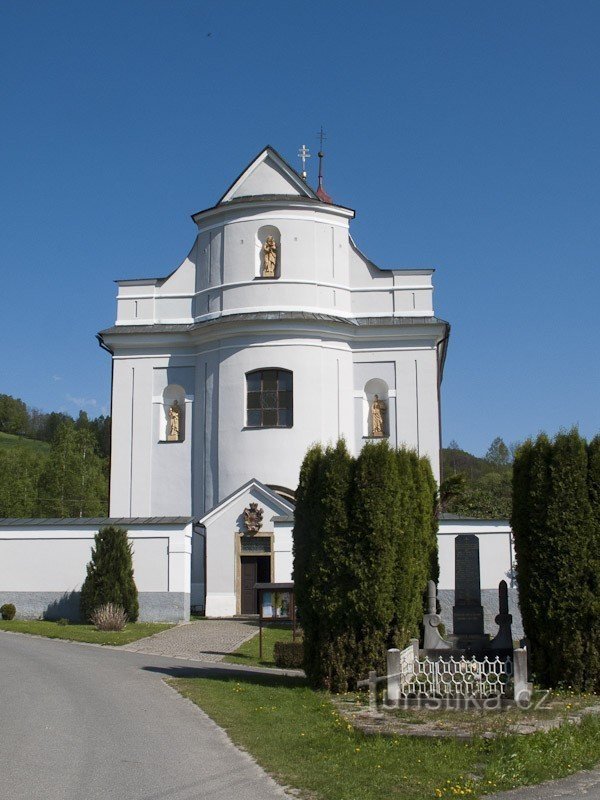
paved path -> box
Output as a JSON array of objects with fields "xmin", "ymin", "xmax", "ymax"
[
  {"xmin": 0, "ymin": 632, "xmax": 290, "ymax": 800},
  {"xmin": 122, "ymin": 619, "xmax": 259, "ymax": 661},
  {"xmin": 487, "ymin": 771, "xmax": 600, "ymax": 799}
]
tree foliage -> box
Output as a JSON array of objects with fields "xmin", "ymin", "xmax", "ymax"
[
  {"xmin": 0, "ymin": 392, "xmax": 110, "ymax": 457},
  {"xmin": 0, "ymin": 449, "xmax": 46, "ymax": 516},
  {"xmin": 37, "ymin": 422, "xmax": 108, "ymax": 517},
  {"xmin": 293, "ymin": 439, "xmax": 438, "ymax": 692},
  {"xmin": 80, "ymin": 526, "xmax": 139, "ymax": 622},
  {"xmin": 441, "ymin": 440, "xmax": 512, "ymax": 518},
  {"xmin": 0, "ymin": 394, "xmax": 29, "ymax": 435},
  {"xmin": 512, "ymin": 429, "xmax": 600, "ymax": 691},
  {"xmin": 485, "ymin": 436, "xmax": 510, "ymax": 466}
]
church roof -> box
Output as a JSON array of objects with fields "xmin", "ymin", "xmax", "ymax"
[
  {"xmin": 190, "ymin": 146, "xmax": 354, "ymax": 222},
  {"xmin": 198, "ymin": 478, "xmax": 294, "ymax": 526},
  {"xmin": 99, "ymin": 312, "xmax": 450, "ymax": 337},
  {"xmin": 216, "ymin": 145, "xmax": 319, "ymax": 204},
  {"xmin": 0, "ymin": 517, "xmax": 195, "ymax": 527}
]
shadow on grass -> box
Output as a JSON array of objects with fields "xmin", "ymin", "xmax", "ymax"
[{"xmin": 142, "ymin": 663, "xmax": 307, "ymax": 689}]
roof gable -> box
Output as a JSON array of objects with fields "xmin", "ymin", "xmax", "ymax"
[
  {"xmin": 218, "ymin": 146, "xmax": 318, "ymax": 204},
  {"xmin": 198, "ymin": 479, "xmax": 295, "ymax": 527}
]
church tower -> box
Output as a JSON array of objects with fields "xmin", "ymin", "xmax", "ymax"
[{"xmin": 99, "ymin": 145, "xmax": 449, "ymax": 612}]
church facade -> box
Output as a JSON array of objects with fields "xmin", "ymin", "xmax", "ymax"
[
  {"xmin": 98, "ymin": 146, "xmax": 451, "ymax": 616},
  {"xmin": 0, "ymin": 146, "xmax": 518, "ymax": 625}
]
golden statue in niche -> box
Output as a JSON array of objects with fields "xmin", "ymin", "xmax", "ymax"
[
  {"xmin": 370, "ymin": 394, "xmax": 387, "ymax": 438},
  {"xmin": 262, "ymin": 236, "xmax": 277, "ymax": 278},
  {"xmin": 167, "ymin": 400, "xmax": 181, "ymax": 441}
]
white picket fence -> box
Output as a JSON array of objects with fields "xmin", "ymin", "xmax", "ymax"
[{"xmin": 387, "ymin": 642, "xmax": 513, "ymax": 700}]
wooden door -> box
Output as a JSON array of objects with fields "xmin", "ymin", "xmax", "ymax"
[{"xmin": 241, "ymin": 558, "xmax": 258, "ymax": 614}]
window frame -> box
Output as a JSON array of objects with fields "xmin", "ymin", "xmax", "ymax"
[{"xmin": 245, "ymin": 368, "xmax": 293, "ymax": 429}]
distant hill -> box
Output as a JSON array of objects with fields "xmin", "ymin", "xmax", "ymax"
[
  {"xmin": 442, "ymin": 447, "xmax": 510, "ymax": 481},
  {"xmin": 440, "ymin": 447, "xmax": 512, "ymax": 519},
  {"xmin": 0, "ymin": 432, "xmax": 50, "ymax": 454}
]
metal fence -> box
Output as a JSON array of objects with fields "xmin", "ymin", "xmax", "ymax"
[{"xmin": 387, "ymin": 643, "xmax": 513, "ymax": 699}]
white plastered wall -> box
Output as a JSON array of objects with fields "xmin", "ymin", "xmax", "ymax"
[
  {"xmin": 437, "ymin": 519, "xmax": 514, "ymax": 591},
  {"xmin": 0, "ymin": 522, "xmax": 192, "ymax": 595}
]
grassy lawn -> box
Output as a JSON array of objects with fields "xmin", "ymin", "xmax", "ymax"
[
  {"xmin": 223, "ymin": 623, "xmax": 297, "ymax": 668},
  {"xmin": 0, "ymin": 619, "xmax": 172, "ymax": 645},
  {"xmin": 0, "ymin": 432, "xmax": 50, "ymax": 453},
  {"xmin": 173, "ymin": 673, "xmax": 600, "ymax": 800}
]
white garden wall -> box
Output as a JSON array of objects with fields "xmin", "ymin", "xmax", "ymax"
[{"xmin": 0, "ymin": 517, "xmax": 193, "ymax": 622}]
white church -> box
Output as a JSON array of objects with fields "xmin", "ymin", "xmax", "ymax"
[{"xmin": 0, "ymin": 146, "xmax": 516, "ymax": 627}]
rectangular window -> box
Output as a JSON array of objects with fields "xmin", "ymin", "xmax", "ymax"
[{"xmin": 246, "ymin": 370, "xmax": 293, "ymax": 428}]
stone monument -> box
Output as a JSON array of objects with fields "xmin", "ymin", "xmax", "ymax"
[
  {"xmin": 489, "ymin": 579, "xmax": 514, "ymax": 654},
  {"xmin": 422, "ymin": 580, "xmax": 453, "ymax": 652},
  {"xmin": 452, "ymin": 534, "xmax": 487, "ymax": 652}
]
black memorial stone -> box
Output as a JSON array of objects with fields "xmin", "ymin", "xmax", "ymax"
[{"xmin": 453, "ymin": 534, "xmax": 485, "ymax": 644}]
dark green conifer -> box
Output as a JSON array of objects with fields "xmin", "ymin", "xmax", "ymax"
[
  {"xmin": 513, "ymin": 430, "xmax": 599, "ymax": 690},
  {"xmin": 586, "ymin": 435, "xmax": 600, "ymax": 691},
  {"xmin": 80, "ymin": 526, "xmax": 139, "ymax": 622},
  {"xmin": 293, "ymin": 439, "xmax": 439, "ymax": 692}
]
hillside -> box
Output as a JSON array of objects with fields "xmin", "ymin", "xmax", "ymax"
[
  {"xmin": 0, "ymin": 432, "xmax": 50, "ymax": 454},
  {"xmin": 441, "ymin": 446, "xmax": 512, "ymax": 519},
  {"xmin": 442, "ymin": 447, "xmax": 510, "ymax": 481}
]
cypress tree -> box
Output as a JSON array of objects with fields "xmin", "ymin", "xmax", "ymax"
[
  {"xmin": 419, "ymin": 456, "xmax": 440, "ymax": 590},
  {"xmin": 80, "ymin": 526, "xmax": 139, "ymax": 622},
  {"xmin": 346, "ymin": 441, "xmax": 401, "ymax": 686},
  {"xmin": 542, "ymin": 429, "xmax": 595, "ymax": 689},
  {"xmin": 294, "ymin": 439, "xmax": 439, "ymax": 692},
  {"xmin": 390, "ymin": 448, "xmax": 419, "ymax": 647},
  {"xmin": 294, "ymin": 441, "xmax": 355, "ymax": 690},
  {"xmin": 586, "ymin": 435, "xmax": 600, "ymax": 691},
  {"xmin": 511, "ymin": 434, "xmax": 552, "ymax": 679},
  {"xmin": 513, "ymin": 430, "xmax": 600, "ymax": 690}
]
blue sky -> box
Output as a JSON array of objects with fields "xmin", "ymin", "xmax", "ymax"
[{"xmin": 1, "ymin": 1, "xmax": 599, "ymax": 455}]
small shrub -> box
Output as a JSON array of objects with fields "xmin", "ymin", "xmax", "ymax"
[
  {"xmin": 56, "ymin": 618, "xmax": 69, "ymax": 626},
  {"xmin": 1, "ymin": 603, "xmax": 16, "ymax": 620},
  {"xmin": 274, "ymin": 640, "xmax": 304, "ymax": 669},
  {"xmin": 90, "ymin": 603, "xmax": 127, "ymax": 631}
]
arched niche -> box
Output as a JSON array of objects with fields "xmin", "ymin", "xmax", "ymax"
[
  {"xmin": 161, "ymin": 384, "xmax": 186, "ymax": 442},
  {"xmin": 255, "ymin": 225, "xmax": 281, "ymax": 278},
  {"xmin": 363, "ymin": 378, "xmax": 390, "ymax": 439}
]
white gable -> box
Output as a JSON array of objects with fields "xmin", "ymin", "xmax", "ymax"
[
  {"xmin": 199, "ymin": 478, "xmax": 294, "ymax": 527},
  {"xmin": 219, "ymin": 147, "xmax": 318, "ymax": 203}
]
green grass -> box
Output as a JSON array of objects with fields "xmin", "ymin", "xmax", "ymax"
[
  {"xmin": 0, "ymin": 432, "xmax": 50, "ymax": 454},
  {"xmin": 173, "ymin": 673, "xmax": 600, "ymax": 800},
  {"xmin": 223, "ymin": 623, "xmax": 296, "ymax": 668},
  {"xmin": 0, "ymin": 619, "xmax": 172, "ymax": 645}
]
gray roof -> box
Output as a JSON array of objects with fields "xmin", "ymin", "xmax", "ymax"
[
  {"xmin": 99, "ymin": 312, "xmax": 449, "ymax": 338},
  {"xmin": 0, "ymin": 517, "xmax": 195, "ymax": 527},
  {"xmin": 438, "ymin": 513, "xmax": 510, "ymax": 523}
]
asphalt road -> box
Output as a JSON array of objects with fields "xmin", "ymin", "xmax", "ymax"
[
  {"xmin": 2, "ymin": 632, "xmax": 599, "ymax": 800},
  {"xmin": 0, "ymin": 632, "xmax": 290, "ymax": 800}
]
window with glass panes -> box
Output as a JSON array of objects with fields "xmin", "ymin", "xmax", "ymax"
[{"xmin": 246, "ymin": 370, "xmax": 293, "ymax": 428}]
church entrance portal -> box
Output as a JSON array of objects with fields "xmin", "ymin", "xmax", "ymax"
[{"xmin": 240, "ymin": 555, "xmax": 270, "ymax": 614}]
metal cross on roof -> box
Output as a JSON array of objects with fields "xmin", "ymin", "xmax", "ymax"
[
  {"xmin": 317, "ymin": 125, "xmax": 327, "ymax": 152},
  {"xmin": 297, "ymin": 144, "xmax": 311, "ymax": 181}
]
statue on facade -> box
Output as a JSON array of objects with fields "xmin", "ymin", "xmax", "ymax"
[
  {"xmin": 262, "ymin": 236, "xmax": 277, "ymax": 277},
  {"xmin": 167, "ymin": 400, "xmax": 181, "ymax": 441},
  {"xmin": 370, "ymin": 394, "xmax": 386, "ymax": 438}
]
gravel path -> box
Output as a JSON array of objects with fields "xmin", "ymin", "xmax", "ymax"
[{"xmin": 122, "ymin": 619, "xmax": 259, "ymax": 661}]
